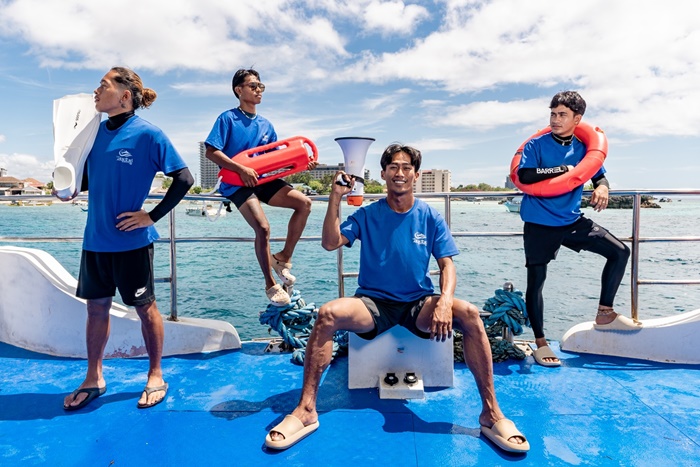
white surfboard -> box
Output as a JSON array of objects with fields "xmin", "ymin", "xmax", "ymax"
[{"xmin": 52, "ymin": 93, "xmax": 101, "ymax": 198}]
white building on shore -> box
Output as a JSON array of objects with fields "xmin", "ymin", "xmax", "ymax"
[
  {"xmin": 414, "ymin": 169, "xmax": 451, "ymax": 193},
  {"xmin": 198, "ymin": 142, "xmax": 220, "ymax": 190}
]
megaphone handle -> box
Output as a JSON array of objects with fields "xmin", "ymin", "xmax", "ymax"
[{"xmin": 335, "ymin": 173, "xmax": 354, "ymax": 186}]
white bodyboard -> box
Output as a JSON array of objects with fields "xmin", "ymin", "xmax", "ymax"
[{"xmin": 53, "ymin": 94, "xmax": 101, "ymax": 198}]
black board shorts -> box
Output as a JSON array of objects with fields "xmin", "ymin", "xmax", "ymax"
[{"xmin": 76, "ymin": 244, "xmax": 155, "ymax": 306}]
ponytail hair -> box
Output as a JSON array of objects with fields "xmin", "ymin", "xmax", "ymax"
[{"xmin": 110, "ymin": 66, "xmax": 157, "ymax": 109}]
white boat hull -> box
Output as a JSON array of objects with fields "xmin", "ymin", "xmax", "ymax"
[
  {"xmin": 560, "ymin": 310, "xmax": 700, "ymax": 364},
  {"xmin": 0, "ymin": 246, "xmax": 241, "ymax": 358}
]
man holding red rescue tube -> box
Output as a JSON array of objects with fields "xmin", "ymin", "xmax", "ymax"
[
  {"xmin": 517, "ymin": 91, "xmax": 640, "ymax": 368},
  {"xmin": 204, "ymin": 69, "xmax": 318, "ymax": 306}
]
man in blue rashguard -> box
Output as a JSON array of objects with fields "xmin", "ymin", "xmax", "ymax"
[
  {"xmin": 264, "ymin": 143, "xmax": 529, "ymax": 454},
  {"xmin": 205, "ymin": 69, "xmax": 317, "ymax": 306},
  {"xmin": 60, "ymin": 67, "xmax": 193, "ymax": 411},
  {"xmin": 517, "ymin": 91, "xmax": 639, "ymax": 368}
]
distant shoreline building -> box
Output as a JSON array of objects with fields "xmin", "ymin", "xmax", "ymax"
[
  {"xmin": 0, "ymin": 173, "xmax": 47, "ymax": 195},
  {"xmin": 199, "ymin": 142, "xmax": 220, "ymax": 189},
  {"xmin": 504, "ymin": 175, "xmax": 516, "ymax": 189},
  {"xmin": 307, "ymin": 163, "xmax": 370, "ymax": 182},
  {"xmin": 414, "ymin": 169, "xmax": 451, "ymax": 193}
]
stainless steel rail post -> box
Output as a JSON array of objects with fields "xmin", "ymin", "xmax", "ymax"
[
  {"xmin": 630, "ymin": 194, "xmax": 641, "ymax": 321},
  {"xmin": 167, "ymin": 209, "xmax": 179, "ymax": 321}
]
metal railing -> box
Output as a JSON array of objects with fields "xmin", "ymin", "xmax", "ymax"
[{"xmin": 2, "ymin": 189, "xmax": 699, "ymax": 321}]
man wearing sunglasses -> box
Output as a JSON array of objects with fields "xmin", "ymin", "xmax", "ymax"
[{"xmin": 205, "ymin": 69, "xmax": 317, "ymax": 306}]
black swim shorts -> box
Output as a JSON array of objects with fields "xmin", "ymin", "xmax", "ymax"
[
  {"xmin": 354, "ymin": 294, "xmax": 435, "ymax": 341},
  {"xmin": 225, "ymin": 179, "xmax": 291, "ymax": 209},
  {"xmin": 76, "ymin": 244, "xmax": 156, "ymax": 306}
]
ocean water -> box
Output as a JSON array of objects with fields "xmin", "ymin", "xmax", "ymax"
[{"xmin": 1, "ymin": 196, "xmax": 699, "ymax": 341}]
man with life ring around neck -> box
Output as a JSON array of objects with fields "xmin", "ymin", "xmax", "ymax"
[
  {"xmin": 264, "ymin": 144, "xmax": 529, "ymax": 454},
  {"xmin": 205, "ymin": 69, "xmax": 318, "ymax": 306},
  {"xmin": 517, "ymin": 91, "xmax": 640, "ymax": 368}
]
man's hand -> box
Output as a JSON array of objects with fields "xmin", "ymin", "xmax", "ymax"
[
  {"xmin": 590, "ymin": 185, "xmax": 609, "ymax": 212},
  {"xmin": 116, "ymin": 209, "xmax": 154, "ymax": 231},
  {"xmin": 52, "ymin": 188, "xmax": 78, "ymax": 202},
  {"xmin": 307, "ymin": 160, "xmax": 319, "ymax": 171},
  {"xmin": 332, "ymin": 171, "xmax": 354, "ymax": 196},
  {"xmin": 430, "ymin": 296, "xmax": 453, "ymax": 342},
  {"xmin": 239, "ymin": 166, "xmax": 259, "ymax": 187}
]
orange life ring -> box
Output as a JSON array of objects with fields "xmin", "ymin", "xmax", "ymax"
[
  {"xmin": 509, "ymin": 121, "xmax": 607, "ymax": 197},
  {"xmin": 218, "ymin": 136, "xmax": 318, "ymax": 186}
]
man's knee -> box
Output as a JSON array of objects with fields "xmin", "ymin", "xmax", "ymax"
[
  {"xmin": 86, "ymin": 298, "xmax": 112, "ymax": 316},
  {"xmin": 453, "ymin": 300, "xmax": 481, "ymax": 329},
  {"xmin": 295, "ymin": 195, "xmax": 312, "ymax": 217},
  {"xmin": 252, "ymin": 220, "xmax": 271, "ymax": 238},
  {"xmin": 620, "ymin": 242, "xmax": 631, "ymax": 262},
  {"xmin": 134, "ymin": 300, "xmax": 161, "ymax": 322},
  {"xmin": 315, "ymin": 302, "xmax": 342, "ymax": 331}
]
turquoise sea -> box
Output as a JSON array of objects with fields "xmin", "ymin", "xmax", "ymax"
[{"xmin": 1, "ymin": 196, "xmax": 699, "ymax": 342}]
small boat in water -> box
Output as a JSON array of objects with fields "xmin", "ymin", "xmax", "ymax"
[
  {"xmin": 185, "ymin": 203, "xmax": 227, "ymax": 218},
  {"xmin": 504, "ymin": 198, "xmax": 521, "ymax": 212},
  {"xmin": 72, "ymin": 199, "xmax": 88, "ymax": 211}
]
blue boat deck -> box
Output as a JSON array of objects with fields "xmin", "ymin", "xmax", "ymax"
[{"xmin": 2, "ymin": 340, "xmax": 699, "ymax": 466}]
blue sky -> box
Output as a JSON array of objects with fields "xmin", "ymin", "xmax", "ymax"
[{"xmin": 1, "ymin": 0, "xmax": 699, "ymax": 189}]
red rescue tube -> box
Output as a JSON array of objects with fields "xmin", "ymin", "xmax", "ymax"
[
  {"xmin": 509, "ymin": 121, "xmax": 607, "ymax": 197},
  {"xmin": 218, "ymin": 136, "xmax": 318, "ymax": 186}
]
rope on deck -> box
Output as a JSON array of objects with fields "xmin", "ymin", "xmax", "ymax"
[
  {"xmin": 455, "ymin": 282, "xmax": 529, "ymax": 363},
  {"xmin": 482, "ymin": 283, "xmax": 529, "ymax": 362},
  {"xmin": 259, "ymin": 290, "xmax": 348, "ymax": 365}
]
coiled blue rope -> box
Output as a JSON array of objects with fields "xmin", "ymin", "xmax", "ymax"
[
  {"xmin": 480, "ymin": 283, "xmax": 529, "ymax": 362},
  {"xmin": 482, "ymin": 288, "xmax": 529, "ymax": 335},
  {"xmin": 259, "ymin": 290, "xmax": 348, "ymax": 365}
]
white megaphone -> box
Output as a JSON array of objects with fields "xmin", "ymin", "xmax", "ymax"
[
  {"xmin": 335, "ymin": 137, "xmax": 375, "ymax": 206},
  {"xmin": 52, "ymin": 93, "xmax": 101, "ymax": 199}
]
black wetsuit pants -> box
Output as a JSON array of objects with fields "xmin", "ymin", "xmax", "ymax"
[{"xmin": 524, "ymin": 219, "xmax": 631, "ymax": 339}]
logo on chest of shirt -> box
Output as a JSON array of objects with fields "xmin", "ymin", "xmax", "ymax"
[
  {"xmin": 413, "ymin": 232, "xmax": 427, "ymax": 246},
  {"xmin": 116, "ymin": 149, "xmax": 134, "ymax": 166}
]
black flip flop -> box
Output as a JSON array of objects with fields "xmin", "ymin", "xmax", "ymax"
[{"xmin": 63, "ymin": 386, "xmax": 106, "ymax": 411}]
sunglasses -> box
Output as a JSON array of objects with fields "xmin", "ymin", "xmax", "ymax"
[{"xmin": 241, "ymin": 82, "xmax": 265, "ymax": 92}]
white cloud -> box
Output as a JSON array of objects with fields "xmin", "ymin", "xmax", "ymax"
[
  {"xmin": 0, "ymin": 153, "xmax": 54, "ymax": 182},
  {"xmin": 347, "ymin": 1, "xmax": 700, "ymax": 136},
  {"xmin": 0, "ymin": 0, "xmax": 347, "ymax": 75},
  {"xmin": 0, "ymin": 134, "xmax": 6, "ymax": 143},
  {"xmin": 438, "ymin": 99, "xmax": 546, "ymax": 131},
  {"xmin": 363, "ymin": 1, "xmax": 430, "ymax": 35}
]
